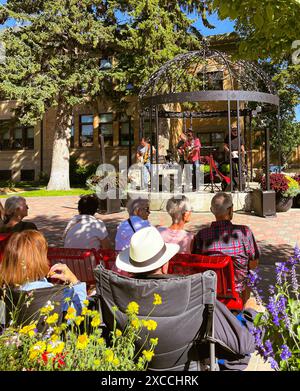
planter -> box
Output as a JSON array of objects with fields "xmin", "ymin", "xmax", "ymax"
[
  {"xmin": 275, "ymin": 194, "xmax": 293, "ymax": 212},
  {"xmin": 293, "ymin": 194, "xmax": 300, "ymax": 208},
  {"xmin": 98, "ymin": 198, "xmax": 121, "ymax": 214}
]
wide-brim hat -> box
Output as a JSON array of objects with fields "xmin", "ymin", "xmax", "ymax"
[{"xmin": 116, "ymin": 227, "xmax": 179, "ymax": 274}]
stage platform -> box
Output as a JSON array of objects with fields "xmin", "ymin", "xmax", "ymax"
[{"xmin": 127, "ymin": 186, "xmax": 256, "ymax": 213}]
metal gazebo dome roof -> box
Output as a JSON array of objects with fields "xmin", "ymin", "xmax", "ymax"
[{"xmin": 139, "ymin": 48, "xmax": 279, "ymax": 107}]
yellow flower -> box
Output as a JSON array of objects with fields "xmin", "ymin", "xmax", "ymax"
[
  {"xmin": 142, "ymin": 350, "xmax": 154, "ymax": 362},
  {"xmin": 52, "ymin": 341, "xmax": 65, "ymax": 355},
  {"xmin": 60, "ymin": 323, "xmax": 68, "ymax": 331},
  {"xmin": 97, "ymin": 338, "xmax": 105, "ymax": 346},
  {"xmin": 76, "ymin": 334, "xmax": 89, "ymax": 350},
  {"xmin": 40, "ymin": 303, "xmax": 54, "ymax": 315},
  {"xmin": 126, "ymin": 301, "xmax": 139, "ymax": 315},
  {"xmin": 29, "ymin": 341, "xmax": 46, "ymax": 360},
  {"xmin": 115, "ymin": 329, "xmax": 122, "ymax": 337},
  {"xmin": 65, "ymin": 306, "xmax": 76, "ymax": 320},
  {"xmin": 104, "ymin": 349, "xmax": 114, "ymax": 362},
  {"xmin": 91, "ymin": 310, "xmax": 99, "ymax": 317},
  {"xmin": 83, "ymin": 299, "xmax": 89, "ymax": 306},
  {"xmin": 81, "ymin": 307, "xmax": 88, "ymax": 316},
  {"xmin": 64, "ymin": 297, "xmax": 71, "ymax": 303},
  {"xmin": 112, "ymin": 306, "xmax": 118, "ymax": 312},
  {"xmin": 131, "ymin": 318, "xmax": 141, "ymax": 330},
  {"xmin": 112, "ymin": 357, "xmax": 120, "ymax": 366},
  {"xmin": 19, "ymin": 324, "xmax": 37, "ymax": 337},
  {"xmin": 150, "ymin": 337, "xmax": 158, "ymax": 346},
  {"xmin": 46, "ymin": 313, "xmax": 59, "ymax": 325},
  {"xmin": 142, "ymin": 319, "xmax": 157, "ymax": 331},
  {"xmin": 153, "ymin": 293, "xmax": 162, "ymax": 306},
  {"xmin": 94, "ymin": 359, "xmax": 101, "ymax": 367},
  {"xmin": 91, "ymin": 316, "xmax": 101, "ymax": 328},
  {"xmin": 51, "ymin": 334, "xmax": 59, "ymax": 342},
  {"xmin": 75, "ymin": 316, "xmax": 84, "ymax": 326}
]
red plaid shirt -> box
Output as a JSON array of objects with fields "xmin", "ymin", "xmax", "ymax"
[{"xmin": 193, "ymin": 220, "xmax": 260, "ymax": 292}]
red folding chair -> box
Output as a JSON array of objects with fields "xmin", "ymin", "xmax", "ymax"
[
  {"xmin": 95, "ymin": 249, "xmax": 132, "ymax": 277},
  {"xmin": 169, "ymin": 253, "xmax": 243, "ymax": 311},
  {"xmin": 47, "ymin": 247, "xmax": 98, "ymax": 286},
  {"xmin": 0, "ymin": 233, "xmax": 12, "ymax": 263}
]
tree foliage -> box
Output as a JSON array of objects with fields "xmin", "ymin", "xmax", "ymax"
[{"xmin": 211, "ymin": 0, "xmax": 300, "ymax": 61}]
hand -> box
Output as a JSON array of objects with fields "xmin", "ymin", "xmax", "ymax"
[
  {"xmin": 48, "ymin": 263, "xmax": 79, "ymax": 285},
  {"xmin": 244, "ymin": 297, "xmax": 265, "ymax": 313}
]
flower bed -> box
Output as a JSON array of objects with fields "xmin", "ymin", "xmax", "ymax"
[{"xmin": 0, "ymin": 294, "xmax": 161, "ymax": 371}]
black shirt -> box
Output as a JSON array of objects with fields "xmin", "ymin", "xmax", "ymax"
[
  {"xmin": 225, "ymin": 134, "xmax": 245, "ymax": 151},
  {"xmin": 0, "ymin": 221, "xmax": 38, "ymax": 233}
]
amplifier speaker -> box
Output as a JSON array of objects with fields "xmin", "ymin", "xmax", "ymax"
[{"xmin": 252, "ymin": 189, "xmax": 276, "ymax": 217}]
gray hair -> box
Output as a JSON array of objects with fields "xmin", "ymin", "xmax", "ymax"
[
  {"xmin": 166, "ymin": 196, "xmax": 191, "ymax": 224},
  {"xmin": 4, "ymin": 196, "xmax": 26, "ymax": 223},
  {"xmin": 210, "ymin": 192, "xmax": 233, "ymax": 216},
  {"xmin": 127, "ymin": 197, "xmax": 149, "ymax": 216}
]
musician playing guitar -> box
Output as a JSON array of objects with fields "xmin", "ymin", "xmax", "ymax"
[
  {"xmin": 224, "ymin": 126, "xmax": 245, "ymax": 190},
  {"xmin": 183, "ymin": 130, "xmax": 201, "ymax": 191},
  {"xmin": 136, "ymin": 137, "xmax": 156, "ymax": 189}
]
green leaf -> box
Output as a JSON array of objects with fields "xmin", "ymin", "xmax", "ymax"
[
  {"xmin": 254, "ymin": 13, "xmax": 264, "ymax": 29},
  {"xmin": 266, "ymin": 4, "xmax": 274, "ymax": 21}
]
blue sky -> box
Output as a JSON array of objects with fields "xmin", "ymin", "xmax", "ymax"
[{"xmin": 0, "ymin": 3, "xmax": 299, "ymax": 120}]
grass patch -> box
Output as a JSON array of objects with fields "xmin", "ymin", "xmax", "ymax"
[{"xmin": 0, "ymin": 188, "xmax": 93, "ymax": 198}]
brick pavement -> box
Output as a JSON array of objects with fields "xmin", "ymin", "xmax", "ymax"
[{"xmin": 4, "ymin": 195, "xmax": 300, "ymax": 371}]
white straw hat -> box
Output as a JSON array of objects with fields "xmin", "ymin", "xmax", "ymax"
[{"xmin": 116, "ymin": 227, "xmax": 179, "ymax": 274}]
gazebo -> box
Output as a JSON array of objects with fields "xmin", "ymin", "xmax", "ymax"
[{"xmin": 138, "ymin": 48, "xmax": 280, "ymax": 194}]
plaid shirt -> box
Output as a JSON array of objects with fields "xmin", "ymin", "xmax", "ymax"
[{"xmin": 193, "ymin": 220, "xmax": 260, "ymax": 292}]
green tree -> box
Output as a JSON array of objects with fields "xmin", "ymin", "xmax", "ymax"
[
  {"xmin": 0, "ymin": 0, "xmax": 210, "ymax": 189},
  {"xmin": 0, "ymin": 0, "xmax": 115, "ymax": 190},
  {"xmin": 211, "ymin": 0, "xmax": 300, "ymax": 61}
]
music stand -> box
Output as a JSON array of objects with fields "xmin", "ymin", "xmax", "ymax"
[{"xmin": 203, "ymin": 147, "xmax": 222, "ymax": 193}]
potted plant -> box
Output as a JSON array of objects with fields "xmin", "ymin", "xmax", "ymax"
[{"xmin": 260, "ymin": 173, "xmax": 300, "ymax": 212}]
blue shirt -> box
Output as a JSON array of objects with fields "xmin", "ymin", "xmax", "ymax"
[{"xmin": 21, "ymin": 278, "xmax": 87, "ymax": 313}]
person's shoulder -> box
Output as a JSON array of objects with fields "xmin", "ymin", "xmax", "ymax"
[
  {"xmin": 231, "ymin": 223, "xmax": 254, "ymax": 235},
  {"xmin": 22, "ymin": 221, "xmax": 38, "ymax": 230}
]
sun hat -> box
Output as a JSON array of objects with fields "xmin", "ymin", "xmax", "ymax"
[{"xmin": 116, "ymin": 226, "xmax": 179, "ymax": 274}]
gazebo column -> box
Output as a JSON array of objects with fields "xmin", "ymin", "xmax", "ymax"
[
  {"xmin": 236, "ymin": 100, "xmax": 243, "ymax": 192},
  {"xmin": 227, "ymin": 100, "xmax": 233, "ymax": 193}
]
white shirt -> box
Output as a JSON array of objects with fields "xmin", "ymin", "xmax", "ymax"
[
  {"xmin": 63, "ymin": 214, "xmax": 108, "ymax": 250},
  {"xmin": 115, "ymin": 216, "xmax": 151, "ymax": 251}
]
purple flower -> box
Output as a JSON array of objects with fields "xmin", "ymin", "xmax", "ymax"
[
  {"xmin": 267, "ymin": 296, "xmax": 280, "ymax": 327},
  {"xmin": 290, "ymin": 265, "xmax": 299, "ymax": 292},
  {"xmin": 275, "ymin": 262, "xmax": 289, "ymax": 284},
  {"xmin": 280, "ymin": 344, "xmax": 292, "ymax": 361},
  {"xmin": 264, "ymin": 340, "xmax": 274, "ymax": 358},
  {"xmin": 269, "ymin": 285, "xmax": 275, "ymax": 295},
  {"xmin": 269, "ymin": 357, "xmax": 279, "ymax": 371}
]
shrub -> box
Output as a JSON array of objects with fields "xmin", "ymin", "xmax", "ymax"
[
  {"xmin": 248, "ymin": 247, "xmax": 300, "ymax": 371},
  {"xmin": 0, "ymin": 294, "xmax": 161, "ymax": 371},
  {"xmin": 69, "ymin": 156, "xmax": 98, "ymax": 187}
]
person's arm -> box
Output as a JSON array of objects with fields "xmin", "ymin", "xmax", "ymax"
[
  {"xmin": 246, "ymin": 228, "xmax": 260, "ymax": 270},
  {"xmin": 224, "ymin": 143, "xmax": 230, "ymax": 153}
]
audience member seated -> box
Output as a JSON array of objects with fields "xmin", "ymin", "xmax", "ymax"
[
  {"xmin": 158, "ymin": 196, "xmax": 194, "ymax": 253},
  {"xmin": 115, "ymin": 197, "xmax": 151, "ymax": 251},
  {"xmin": 0, "ymin": 196, "xmax": 38, "ymax": 233},
  {"xmin": 193, "ymin": 192, "xmax": 259, "ymax": 302},
  {"xmin": 96, "ymin": 226, "xmax": 261, "ymax": 371},
  {"xmin": 0, "ymin": 230, "xmax": 86, "ymax": 313},
  {"xmin": 64, "ymin": 194, "xmax": 111, "ymax": 250}
]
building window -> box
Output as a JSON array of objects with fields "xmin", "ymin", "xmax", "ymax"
[
  {"xmin": 196, "ymin": 131, "xmax": 225, "ymax": 152},
  {"xmin": 0, "ymin": 170, "xmax": 12, "ymax": 180},
  {"xmin": 197, "ymin": 71, "xmax": 223, "ymax": 90},
  {"xmin": 119, "ymin": 114, "xmax": 133, "ymax": 146},
  {"xmin": 79, "ymin": 115, "xmax": 94, "ymax": 147},
  {"xmin": 99, "ymin": 113, "xmax": 113, "ymax": 146},
  {"xmin": 0, "ymin": 120, "xmax": 34, "ymax": 150},
  {"xmin": 20, "ymin": 169, "xmax": 35, "ymax": 181}
]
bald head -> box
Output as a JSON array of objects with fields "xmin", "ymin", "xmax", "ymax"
[{"xmin": 211, "ymin": 192, "xmax": 233, "ymax": 219}]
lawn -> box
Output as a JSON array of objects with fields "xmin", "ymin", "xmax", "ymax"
[{"xmin": 0, "ymin": 188, "xmax": 93, "ymax": 198}]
